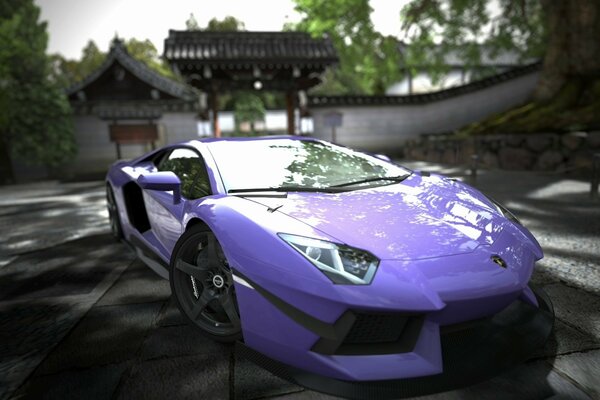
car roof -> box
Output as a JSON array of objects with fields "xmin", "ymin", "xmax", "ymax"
[{"xmin": 189, "ymin": 135, "xmax": 319, "ymax": 145}]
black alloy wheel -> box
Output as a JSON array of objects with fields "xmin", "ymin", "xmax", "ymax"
[
  {"xmin": 170, "ymin": 225, "xmax": 242, "ymax": 342},
  {"xmin": 106, "ymin": 185, "xmax": 123, "ymax": 240}
]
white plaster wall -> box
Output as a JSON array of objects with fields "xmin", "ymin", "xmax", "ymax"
[
  {"xmin": 217, "ymin": 110, "xmax": 289, "ymax": 134},
  {"xmin": 69, "ymin": 116, "xmax": 150, "ymax": 175},
  {"xmin": 312, "ymin": 71, "xmax": 540, "ymax": 153},
  {"xmin": 68, "ymin": 113, "xmax": 196, "ymax": 177},
  {"xmin": 161, "ymin": 112, "xmax": 200, "ymax": 144}
]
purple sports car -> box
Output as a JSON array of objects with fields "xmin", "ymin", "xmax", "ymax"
[{"xmin": 106, "ymin": 136, "xmax": 554, "ymax": 398}]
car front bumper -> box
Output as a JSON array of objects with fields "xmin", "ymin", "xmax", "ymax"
[{"xmin": 236, "ymin": 284, "xmax": 554, "ymax": 399}]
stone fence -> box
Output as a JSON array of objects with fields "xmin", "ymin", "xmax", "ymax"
[{"xmin": 403, "ymin": 131, "xmax": 600, "ymax": 171}]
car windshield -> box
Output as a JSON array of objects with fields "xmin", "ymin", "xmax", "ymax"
[{"xmin": 207, "ymin": 139, "xmax": 412, "ymax": 192}]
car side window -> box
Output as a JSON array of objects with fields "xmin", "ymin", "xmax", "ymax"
[{"xmin": 157, "ymin": 148, "xmax": 212, "ymax": 199}]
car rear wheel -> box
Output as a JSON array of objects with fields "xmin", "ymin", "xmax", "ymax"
[
  {"xmin": 106, "ymin": 185, "xmax": 123, "ymax": 240},
  {"xmin": 170, "ymin": 225, "xmax": 242, "ymax": 342}
]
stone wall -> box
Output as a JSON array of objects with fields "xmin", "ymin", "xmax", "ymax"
[{"xmin": 403, "ymin": 131, "xmax": 600, "ymax": 171}]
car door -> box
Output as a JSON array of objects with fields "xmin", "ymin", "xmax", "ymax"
[{"xmin": 143, "ymin": 146, "xmax": 213, "ymax": 254}]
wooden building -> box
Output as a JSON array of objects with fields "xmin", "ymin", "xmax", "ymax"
[
  {"xmin": 163, "ymin": 30, "xmax": 339, "ymax": 136},
  {"xmin": 65, "ymin": 38, "xmax": 200, "ymax": 178}
]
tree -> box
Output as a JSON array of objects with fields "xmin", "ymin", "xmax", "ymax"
[
  {"xmin": 78, "ymin": 40, "xmax": 105, "ymax": 80},
  {"xmin": 289, "ymin": 0, "xmax": 402, "ymax": 95},
  {"xmin": 234, "ymin": 93, "xmax": 265, "ymax": 134},
  {"xmin": 401, "ymin": 0, "xmax": 600, "ymax": 133},
  {"xmin": 206, "ymin": 16, "xmax": 246, "ymax": 31},
  {"xmin": 0, "ymin": 0, "xmax": 76, "ymax": 183},
  {"xmin": 186, "ymin": 13, "xmax": 200, "ymax": 31},
  {"xmin": 125, "ymin": 38, "xmax": 176, "ymax": 79}
]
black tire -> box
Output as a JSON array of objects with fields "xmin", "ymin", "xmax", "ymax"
[
  {"xmin": 106, "ymin": 184, "xmax": 123, "ymax": 240},
  {"xmin": 170, "ymin": 224, "xmax": 242, "ymax": 342}
]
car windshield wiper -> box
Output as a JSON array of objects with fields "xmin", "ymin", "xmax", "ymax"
[
  {"xmin": 331, "ymin": 173, "xmax": 412, "ymax": 188},
  {"xmin": 228, "ymin": 186, "xmax": 349, "ymax": 194}
]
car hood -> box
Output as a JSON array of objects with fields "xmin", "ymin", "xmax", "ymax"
[{"xmin": 248, "ymin": 174, "xmax": 507, "ymax": 260}]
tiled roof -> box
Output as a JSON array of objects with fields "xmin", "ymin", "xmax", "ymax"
[
  {"xmin": 308, "ymin": 62, "xmax": 541, "ymax": 107},
  {"xmin": 67, "ymin": 38, "xmax": 198, "ymax": 101},
  {"xmin": 164, "ymin": 31, "xmax": 339, "ymax": 67}
]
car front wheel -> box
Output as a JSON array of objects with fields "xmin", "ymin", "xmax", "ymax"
[{"xmin": 170, "ymin": 225, "xmax": 242, "ymax": 342}]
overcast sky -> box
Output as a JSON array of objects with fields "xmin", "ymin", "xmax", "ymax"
[{"xmin": 35, "ymin": 0, "xmax": 409, "ymax": 59}]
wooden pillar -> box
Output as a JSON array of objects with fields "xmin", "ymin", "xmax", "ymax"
[
  {"xmin": 286, "ymin": 91, "xmax": 296, "ymax": 135},
  {"xmin": 211, "ymin": 91, "xmax": 221, "ymax": 138}
]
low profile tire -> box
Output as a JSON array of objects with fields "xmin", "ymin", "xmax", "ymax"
[
  {"xmin": 106, "ymin": 184, "xmax": 123, "ymax": 240},
  {"xmin": 170, "ymin": 224, "xmax": 242, "ymax": 342}
]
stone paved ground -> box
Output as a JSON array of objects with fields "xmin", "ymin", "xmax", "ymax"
[{"xmin": 0, "ymin": 164, "xmax": 599, "ymax": 400}]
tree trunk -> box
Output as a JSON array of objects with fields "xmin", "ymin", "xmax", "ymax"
[{"xmin": 534, "ymin": 0, "xmax": 600, "ymax": 101}]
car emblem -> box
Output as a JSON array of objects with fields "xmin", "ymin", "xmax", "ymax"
[
  {"xmin": 213, "ymin": 275, "xmax": 225, "ymax": 288},
  {"xmin": 491, "ymin": 255, "xmax": 507, "ymax": 268}
]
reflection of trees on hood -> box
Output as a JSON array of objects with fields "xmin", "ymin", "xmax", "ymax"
[{"xmin": 282, "ymin": 142, "xmax": 386, "ymax": 187}]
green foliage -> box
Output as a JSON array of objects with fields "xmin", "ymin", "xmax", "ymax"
[
  {"xmin": 49, "ymin": 40, "xmax": 104, "ymax": 87},
  {"xmin": 186, "ymin": 13, "xmax": 200, "ymax": 31},
  {"xmin": 400, "ymin": 0, "xmax": 546, "ymax": 83},
  {"xmin": 125, "ymin": 38, "xmax": 176, "ymax": 79},
  {"xmin": 160, "ymin": 158, "xmax": 211, "ymax": 199},
  {"xmin": 233, "ymin": 92, "xmax": 265, "ymax": 134},
  {"xmin": 460, "ymin": 77, "xmax": 600, "ymax": 135},
  {"xmin": 290, "ymin": 0, "xmax": 402, "ymax": 95},
  {"xmin": 206, "ymin": 16, "xmax": 245, "ymax": 31},
  {"xmin": 0, "ymin": 0, "xmax": 76, "ymax": 168}
]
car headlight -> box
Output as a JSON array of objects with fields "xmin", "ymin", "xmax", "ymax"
[
  {"xmin": 486, "ymin": 196, "xmax": 521, "ymax": 225},
  {"xmin": 278, "ymin": 233, "xmax": 379, "ymax": 285}
]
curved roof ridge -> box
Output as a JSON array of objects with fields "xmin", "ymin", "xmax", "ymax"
[
  {"xmin": 308, "ymin": 62, "xmax": 541, "ymax": 107},
  {"xmin": 67, "ymin": 39, "xmax": 198, "ymax": 101}
]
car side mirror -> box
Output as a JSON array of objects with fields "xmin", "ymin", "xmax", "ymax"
[
  {"xmin": 137, "ymin": 172, "xmax": 182, "ymax": 204},
  {"xmin": 374, "ymin": 154, "xmax": 391, "ymax": 162}
]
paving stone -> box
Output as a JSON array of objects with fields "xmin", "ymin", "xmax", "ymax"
[
  {"xmin": 0, "ymin": 352, "xmax": 44, "ymax": 400},
  {"xmin": 532, "ymin": 319, "xmax": 600, "ymax": 359},
  {"xmin": 140, "ymin": 324, "xmax": 230, "ymax": 361},
  {"xmin": 0, "ymin": 303, "xmax": 83, "ymax": 358},
  {"xmin": 12, "ymin": 362, "xmax": 129, "ymax": 400},
  {"xmin": 97, "ymin": 260, "xmax": 171, "ymax": 306},
  {"xmin": 115, "ymin": 353, "xmax": 230, "ymax": 400},
  {"xmin": 269, "ymin": 361, "xmax": 592, "ymax": 400},
  {"xmin": 0, "ymin": 182, "xmax": 109, "ymax": 256},
  {"xmin": 156, "ymin": 298, "xmax": 187, "ymax": 327},
  {"xmin": 0, "ymin": 235, "xmax": 131, "ymax": 302},
  {"xmin": 36, "ymin": 302, "xmax": 162, "ymax": 374},
  {"xmin": 544, "ymin": 284, "xmax": 600, "ymax": 341},
  {"xmin": 234, "ymin": 355, "xmax": 302, "ymax": 400},
  {"xmin": 268, "ymin": 390, "xmax": 341, "ymax": 399},
  {"xmin": 552, "ymin": 350, "xmax": 600, "ymax": 399}
]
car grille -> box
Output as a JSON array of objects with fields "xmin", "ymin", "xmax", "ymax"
[
  {"xmin": 343, "ymin": 313, "xmax": 409, "ymax": 344},
  {"xmin": 311, "ymin": 310, "xmax": 424, "ymax": 356}
]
